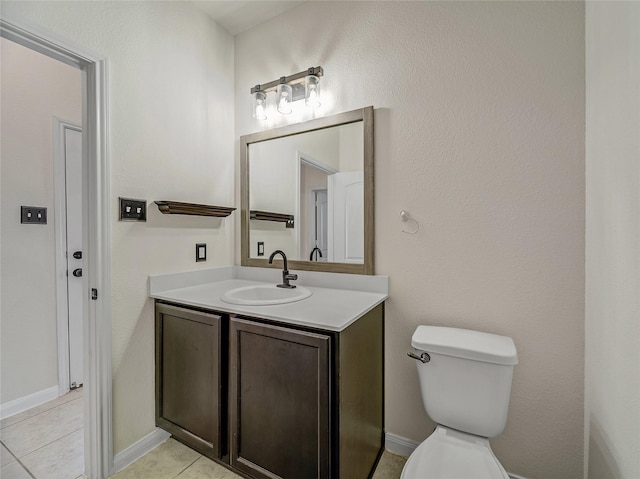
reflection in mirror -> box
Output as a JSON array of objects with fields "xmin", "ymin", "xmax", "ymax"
[
  {"xmin": 249, "ymin": 122, "xmax": 363, "ymax": 263},
  {"xmin": 241, "ymin": 107, "xmax": 374, "ymax": 275}
]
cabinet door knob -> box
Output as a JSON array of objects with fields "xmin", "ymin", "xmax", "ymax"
[{"xmin": 72, "ymin": 268, "xmax": 83, "ymax": 278}]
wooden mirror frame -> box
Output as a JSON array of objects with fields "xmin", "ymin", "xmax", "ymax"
[{"xmin": 240, "ymin": 106, "xmax": 374, "ymax": 275}]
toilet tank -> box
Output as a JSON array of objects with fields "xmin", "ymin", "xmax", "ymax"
[{"xmin": 411, "ymin": 326, "xmax": 518, "ymax": 438}]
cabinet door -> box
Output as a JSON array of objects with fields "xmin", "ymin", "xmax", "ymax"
[
  {"xmin": 230, "ymin": 317, "xmax": 330, "ymax": 479},
  {"xmin": 155, "ymin": 303, "xmax": 225, "ymax": 459}
]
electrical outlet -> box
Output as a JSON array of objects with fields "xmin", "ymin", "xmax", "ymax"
[
  {"xmin": 257, "ymin": 241, "xmax": 264, "ymax": 256},
  {"xmin": 21, "ymin": 206, "xmax": 47, "ymax": 224},
  {"xmin": 119, "ymin": 197, "xmax": 146, "ymax": 221}
]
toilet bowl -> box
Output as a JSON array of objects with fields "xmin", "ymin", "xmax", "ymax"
[
  {"xmin": 401, "ymin": 426, "xmax": 509, "ymax": 479},
  {"xmin": 402, "ymin": 326, "xmax": 518, "ymax": 479}
]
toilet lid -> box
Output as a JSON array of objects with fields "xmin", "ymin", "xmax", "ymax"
[{"xmin": 401, "ymin": 427, "xmax": 509, "ymax": 479}]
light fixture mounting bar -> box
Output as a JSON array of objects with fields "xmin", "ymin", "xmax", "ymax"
[{"xmin": 250, "ymin": 66, "xmax": 323, "ymax": 94}]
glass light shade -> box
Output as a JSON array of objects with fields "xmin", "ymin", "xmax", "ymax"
[
  {"xmin": 276, "ymin": 83, "xmax": 293, "ymax": 114},
  {"xmin": 253, "ymin": 91, "xmax": 267, "ymax": 120},
  {"xmin": 305, "ymin": 75, "xmax": 321, "ymax": 108}
]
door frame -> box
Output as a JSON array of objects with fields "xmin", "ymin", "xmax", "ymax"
[
  {"xmin": 1, "ymin": 18, "xmax": 113, "ymax": 479},
  {"xmin": 53, "ymin": 118, "xmax": 82, "ymax": 396},
  {"xmin": 307, "ymin": 188, "xmax": 328, "ymax": 261}
]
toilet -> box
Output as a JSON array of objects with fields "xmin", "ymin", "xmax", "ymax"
[{"xmin": 402, "ymin": 325, "xmax": 518, "ymax": 479}]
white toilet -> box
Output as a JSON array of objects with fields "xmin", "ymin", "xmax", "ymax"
[{"xmin": 402, "ymin": 325, "xmax": 518, "ymax": 479}]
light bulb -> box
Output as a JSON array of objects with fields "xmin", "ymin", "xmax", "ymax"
[
  {"xmin": 253, "ymin": 91, "xmax": 267, "ymax": 120},
  {"xmin": 277, "ymin": 83, "xmax": 292, "ymax": 114},
  {"xmin": 305, "ymin": 75, "xmax": 321, "ymax": 108}
]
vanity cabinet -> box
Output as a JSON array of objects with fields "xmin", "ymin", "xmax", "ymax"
[
  {"xmin": 155, "ymin": 300, "xmax": 384, "ymax": 479},
  {"xmin": 229, "ymin": 317, "xmax": 330, "ymax": 479},
  {"xmin": 155, "ymin": 303, "xmax": 226, "ymax": 460}
]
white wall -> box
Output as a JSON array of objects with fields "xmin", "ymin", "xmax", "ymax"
[
  {"xmin": 339, "ymin": 122, "xmax": 363, "ymax": 172},
  {"xmin": 235, "ymin": 3, "xmax": 585, "ymax": 478},
  {"xmin": 0, "ymin": 38, "xmax": 81, "ymax": 404},
  {"xmin": 1, "ymin": 1, "xmax": 235, "ymax": 454},
  {"xmin": 249, "ymin": 136, "xmax": 299, "ymax": 257},
  {"xmin": 585, "ymin": 2, "xmax": 640, "ymax": 478},
  {"xmin": 248, "ymin": 127, "xmax": 340, "ymax": 260}
]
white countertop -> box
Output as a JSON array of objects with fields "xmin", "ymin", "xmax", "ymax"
[{"xmin": 150, "ymin": 267, "xmax": 388, "ymax": 332}]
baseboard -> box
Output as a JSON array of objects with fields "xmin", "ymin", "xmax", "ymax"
[
  {"xmin": 384, "ymin": 431, "xmax": 420, "ymax": 457},
  {"xmin": 112, "ymin": 427, "xmax": 171, "ymax": 474},
  {"xmin": 0, "ymin": 385, "xmax": 59, "ymax": 420}
]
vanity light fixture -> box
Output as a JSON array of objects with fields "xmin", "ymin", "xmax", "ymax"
[{"xmin": 250, "ymin": 66, "xmax": 323, "ymax": 120}]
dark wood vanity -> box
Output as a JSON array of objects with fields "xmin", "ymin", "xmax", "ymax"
[
  {"xmin": 155, "ymin": 300, "xmax": 384, "ymax": 479},
  {"xmin": 154, "ymin": 105, "xmax": 382, "ymax": 478}
]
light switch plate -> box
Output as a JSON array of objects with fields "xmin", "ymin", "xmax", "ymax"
[
  {"xmin": 21, "ymin": 206, "xmax": 47, "ymax": 224},
  {"xmin": 119, "ymin": 197, "xmax": 146, "ymax": 221}
]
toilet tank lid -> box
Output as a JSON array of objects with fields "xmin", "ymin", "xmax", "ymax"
[{"xmin": 411, "ymin": 326, "xmax": 518, "ymax": 365}]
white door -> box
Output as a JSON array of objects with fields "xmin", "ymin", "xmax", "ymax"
[
  {"xmin": 54, "ymin": 123, "xmax": 84, "ymax": 394},
  {"xmin": 327, "ymin": 171, "xmax": 364, "ymax": 263},
  {"xmin": 64, "ymin": 125, "xmax": 84, "ymax": 389}
]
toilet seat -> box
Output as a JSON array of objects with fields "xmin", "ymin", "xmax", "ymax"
[{"xmin": 401, "ymin": 426, "xmax": 510, "ymax": 479}]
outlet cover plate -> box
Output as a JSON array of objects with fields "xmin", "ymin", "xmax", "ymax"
[
  {"xmin": 196, "ymin": 243, "xmax": 207, "ymax": 262},
  {"xmin": 119, "ymin": 197, "xmax": 147, "ymax": 221}
]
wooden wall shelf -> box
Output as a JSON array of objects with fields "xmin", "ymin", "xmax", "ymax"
[
  {"xmin": 250, "ymin": 210, "xmax": 295, "ymax": 228},
  {"xmin": 155, "ymin": 201, "xmax": 235, "ymax": 217}
]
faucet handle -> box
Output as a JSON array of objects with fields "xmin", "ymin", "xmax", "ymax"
[{"xmin": 278, "ymin": 271, "xmax": 298, "ymax": 289}]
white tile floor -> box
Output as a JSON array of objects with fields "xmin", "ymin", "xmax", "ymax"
[
  {"xmin": 0, "ymin": 388, "xmax": 84, "ymax": 479},
  {"xmin": 111, "ymin": 437, "xmax": 407, "ymax": 479},
  {"xmin": 0, "ymin": 387, "xmax": 407, "ymax": 479}
]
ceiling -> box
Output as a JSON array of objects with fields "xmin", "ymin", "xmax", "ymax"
[{"xmin": 191, "ymin": 1, "xmax": 306, "ymax": 36}]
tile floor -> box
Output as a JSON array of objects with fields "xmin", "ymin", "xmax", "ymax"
[
  {"xmin": 111, "ymin": 438, "xmax": 407, "ymax": 479},
  {"xmin": 0, "ymin": 388, "xmax": 84, "ymax": 479},
  {"xmin": 1, "ymin": 388, "xmax": 407, "ymax": 479}
]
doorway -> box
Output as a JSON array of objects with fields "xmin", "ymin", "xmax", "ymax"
[
  {"xmin": 0, "ymin": 18, "xmax": 112, "ymax": 479},
  {"xmin": 298, "ymin": 153, "xmax": 336, "ymax": 262},
  {"xmin": 0, "ymin": 35, "xmax": 84, "ymax": 479}
]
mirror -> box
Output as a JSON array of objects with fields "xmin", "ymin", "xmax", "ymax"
[{"xmin": 241, "ymin": 106, "xmax": 374, "ymax": 274}]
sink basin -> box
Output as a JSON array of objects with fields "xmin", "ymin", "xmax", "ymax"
[{"xmin": 221, "ymin": 284, "xmax": 312, "ymax": 306}]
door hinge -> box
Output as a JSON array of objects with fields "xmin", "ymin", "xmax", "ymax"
[{"xmin": 91, "ymin": 288, "xmax": 98, "ymax": 300}]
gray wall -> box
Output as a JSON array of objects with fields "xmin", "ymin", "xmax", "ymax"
[{"xmin": 585, "ymin": 2, "xmax": 640, "ymax": 478}]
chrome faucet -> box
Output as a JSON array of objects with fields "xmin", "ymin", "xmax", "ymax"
[{"xmin": 268, "ymin": 250, "xmax": 297, "ymax": 289}]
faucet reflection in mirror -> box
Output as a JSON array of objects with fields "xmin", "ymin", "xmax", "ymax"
[{"xmin": 251, "ymin": 66, "xmax": 323, "ymax": 120}]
